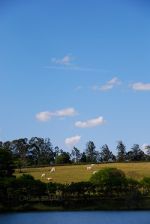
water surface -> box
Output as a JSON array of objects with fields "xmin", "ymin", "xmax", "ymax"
[{"xmin": 0, "ymin": 211, "xmax": 150, "ymax": 224}]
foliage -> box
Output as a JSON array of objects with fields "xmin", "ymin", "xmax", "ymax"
[
  {"xmin": 0, "ymin": 137, "xmax": 149, "ymax": 168},
  {"xmin": 0, "ymin": 148, "xmax": 14, "ymax": 177},
  {"xmin": 55, "ymin": 152, "xmax": 71, "ymax": 164},
  {"xmin": 116, "ymin": 141, "xmax": 126, "ymax": 162},
  {"xmin": 28, "ymin": 137, "xmax": 54, "ymax": 165},
  {"xmin": 90, "ymin": 167, "xmax": 127, "ymax": 194},
  {"xmin": 126, "ymin": 144, "xmax": 145, "ymax": 161},
  {"xmin": 85, "ymin": 141, "xmax": 97, "ymax": 162},
  {"xmin": 140, "ymin": 177, "xmax": 150, "ymax": 195},
  {"xmin": 80, "ymin": 152, "xmax": 87, "ymax": 162},
  {"xmin": 99, "ymin": 144, "xmax": 116, "ymax": 162},
  {"xmin": 71, "ymin": 147, "xmax": 81, "ymax": 163}
]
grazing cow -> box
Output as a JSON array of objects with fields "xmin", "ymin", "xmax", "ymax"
[
  {"xmin": 93, "ymin": 171, "xmax": 97, "ymax": 174},
  {"xmin": 50, "ymin": 167, "xmax": 55, "ymax": 173},
  {"xmin": 91, "ymin": 164, "xmax": 95, "ymax": 167},
  {"xmin": 41, "ymin": 173, "xmax": 46, "ymax": 178},
  {"xmin": 86, "ymin": 166, "xmax": 92, "ymax": 171},
  {"xmin": 47, "ymin": 177, "xmax": 53, "ymax": 181}
]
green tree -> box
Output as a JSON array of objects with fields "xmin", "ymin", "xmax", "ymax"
[
  {"xmin": 116, "ymin": 141, "xmax": 126, "ymax": 162},
  {"xmin": 55, "ymin": 152, "xmax": 71, "ymax": 164},
  {"xmin": 140, "ymin": 177, "xmax": 150, "ymax": 195},
  {"xmin": 80, "ymin": 152, "xmax": 87, "ymax": 163},
  {"xmin": 90, "ymin": 167, "xmax": 127, "ymax": 195},
  {"xmin": 85, "ymin": 141, "xmax": 97, "ymax": 162},
  {"xmin": 71, "ymin": 147, "xmax": 81, "ymax": 163},
  {"xmin": 12, "ymin": 138, "xmax": 29, "ymax": 167},
  {"xmin": 28, "ymin": 137, "xmax": 54, "ymax": 165},
  {"xmin": 127, "ymin": 144, "xmax": 145, "ymax": 161},
  {"xmin": 99, "ymin": 144, "xmax": 115, "ymax": 162}
]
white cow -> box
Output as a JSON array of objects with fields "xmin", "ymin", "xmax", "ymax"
[
  {"xmin": 41, "ymin": 173, "xmax": 46, "ymax": 178},
  {"xmin": 50, "ymin": 167, "xmax": 55, "ymax": 173},
  {"xmin": 47, "ymin": 177, "xmax": 53, "ymax": 181},
  {"xmin": 86, "ymin": 166, "xmax": 92, "ymax": 171},
  {"xmin": 91, "ymin": 164, "xmax": 95, "ymax": 167},
  {"xmin": 93, "ymin": 171, "xmax": 97, "ymax": 174}
]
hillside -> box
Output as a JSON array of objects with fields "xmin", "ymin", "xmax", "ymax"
[{"xmin": 15, "ymin": 162, "xmax": 150, "ymax": 184}]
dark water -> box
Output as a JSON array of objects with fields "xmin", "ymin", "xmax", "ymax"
[{"xmin": 0, "ymin": 211, "xmax": 150, "ymax": 224}]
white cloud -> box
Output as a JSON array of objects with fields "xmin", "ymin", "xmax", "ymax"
[
  {"xmin": 36, "ymin": 107, "xmax": 77, "ymax": 122},
  {"xmin": 47, "ymin": 55, "xmax": 108, "ymax": 73},
  {"xmin": 100, "ymin": 84, "xmax": 114, "ymax": 91},
  {"xmin": 51, "ymin": 55, "xmax": 73, "ymax": 66},
  {"xmin": 100, "ymin": 77, "xmax": 121, "ymax": 91},
  {"xmin": 92, "ymin": 77, "xmax": 121, "ymax": 91},
  {"xmin": 131, "ymin": 82, "xmax": 150, "ymax": 91},
  {"xmin": 108, "ymin": 77, "xmax": 120, "ymax": 85},
  {"xmin": 55, "ymin": 108, "xmax": 77, "ymax": 117},
  {"xmin": 65, "ymin": 135, "xmax": 81, "ymax": 147},
  {"xmin": 75, "ymin": 116, "xmax": 105, "ymax": 128},
  {"xmin": 36, "ymin": 111, "xmax": 53, "ymax": 122}
]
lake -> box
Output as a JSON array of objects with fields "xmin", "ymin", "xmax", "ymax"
[{"xmin": 0, "ymin": 211, "xmax": 150, "ymax": 224}]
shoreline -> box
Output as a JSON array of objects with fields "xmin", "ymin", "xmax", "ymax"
[{"xmin": 1, "ymin": 197, "xmax": 150, "ymax": 213}]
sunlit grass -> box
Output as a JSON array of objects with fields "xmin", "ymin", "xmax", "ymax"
[{"xmin": 15, "ymin": 162, "xmax": 150, "ymax": 184}]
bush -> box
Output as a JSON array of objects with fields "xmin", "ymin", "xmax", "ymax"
[
  {"xmin": 90, "ymin": 167, "xmax": 127, "ymax": 195},
  {"xmin": 140, "ymin": 177, "xmax": 150, "ymax": 195}
]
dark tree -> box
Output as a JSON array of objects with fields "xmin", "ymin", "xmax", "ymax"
[
  {"xmin": 28, "ymin": 137, "xmax": 54, "ymax": 165},
  {"xmin": 0, "ymin": 147, "xmax": 14, "ymax": 177},
  {"xmin": 116, "ymin": 141, "xmax": 126, "ymax": 162},
  {"xmin": 80, "ymin": 152, "xmax": 87, "ymax": 163},
  {"xmin": 90, "ymin": 167, "xmax": 127, "ymax": 196},
  {"xmin": 11, "ymin": 138, "xmax": 29, "ymax": 169},
  {"xmin": 145, "ymin": 145, "xmax": 150, "ymax": 161},
  {"xmin": 85, "ymin": 141, "xmax": 97, "ymax": 162},
  {"xmin": 54, "ymin": 146, "xmax": 61, "ymax": 157},
  {"xmin": 128, "ymin": 144, "xmax": 145, "ymax": 161},
  {"xmin": 99, "ymin": 144, "xmax": 115, "ymax": 162},
  {"xmin": 55, "ymin": 151, "xmax": 71, "ymax": 164},
  {"xmin": 2, "ymin": 141, "xmax": 12, "ymax": 151},
  {"xmin": 145, "ymin": 145, "xmax": 150, "ymax": 155},
  {"xmin": 71, "ymin": 147, "xmax": 81, "ymax": 163},
  {"xmin": 40, "ymin": 138, "xmax": 54, "ymax": 164}
]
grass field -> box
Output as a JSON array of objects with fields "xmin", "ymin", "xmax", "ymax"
[{"xmin": 15, "ymin": 162, "xmax": 150, "ymax": 184}]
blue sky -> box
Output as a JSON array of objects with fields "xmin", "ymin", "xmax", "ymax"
[{"xmin": 0, "ymin": 0, "xmax": 150, "ymax": 153}]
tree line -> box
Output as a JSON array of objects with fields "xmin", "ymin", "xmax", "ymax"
[
  {"xmin": 0, "ymin": 147, "xmax": 150, "ymax": 211},
  {"xmin": 0, "ymin": 155, "xmax": 150, "ymax": 211},
  {"xmin": 0, "ymin": 137, "xmax": 150, "ymax": 169}
]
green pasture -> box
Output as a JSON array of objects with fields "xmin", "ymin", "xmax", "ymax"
[{"xmin": 15, "ymin": 162, "xmax": 150, "ymax": 184}]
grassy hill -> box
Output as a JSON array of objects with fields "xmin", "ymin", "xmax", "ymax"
[{"xmin": 15, "ymin": 162, "xmax": 150, "ymax": 184}]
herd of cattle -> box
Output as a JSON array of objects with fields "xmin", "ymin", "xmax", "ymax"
[{"xmin": 41, "ymin": 164, "xmax": 97, "ymax": 182}]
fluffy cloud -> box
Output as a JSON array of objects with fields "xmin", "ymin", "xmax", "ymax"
[
  {"xmin": 36, "ymin": 111, "xmax": 52, "ymax": 122},
  {"xmin": 65, "ymin": 135, "xmax": 81, "ymax": 147},
  {"xmin": 55, "ymin": 108, "xmax": 77, "ymax": 117},
  {"xmin": 51, "ymin": 55, "xmax": 73, "ymax": 66},
  {"xmin": 131, "ymin": 82, "xmax": 150, "ymax": 91},
  {"xmin": 75, "ymin": 116, "xmax": 105, "ymax": 128},
  {"xmin": 36, "ymin": 107, "xmax": 77, "ymax": 122}
]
